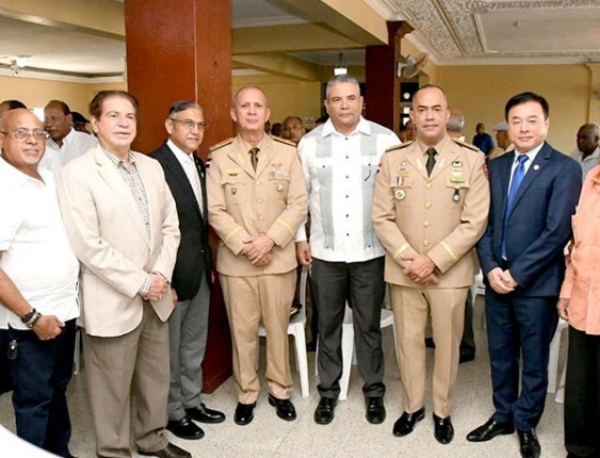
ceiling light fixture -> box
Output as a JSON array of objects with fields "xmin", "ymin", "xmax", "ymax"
[{"xmin": 334, "ymin": 50, "xmax": 347, "ymax": 75}]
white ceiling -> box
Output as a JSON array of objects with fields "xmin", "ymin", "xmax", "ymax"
[{"xmin": 0, "ymin": 0, "xmax": 599, "ymax": 80}]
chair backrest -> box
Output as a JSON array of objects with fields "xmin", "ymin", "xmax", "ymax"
[{"xmin": 290, "ymin": 266, "xmax": 308, "ymax": 325}]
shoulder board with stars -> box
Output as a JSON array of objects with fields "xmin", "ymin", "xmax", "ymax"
[
  {"xmin": 452, "ymin": 139, "xmax": 479, "ymax": 152},
  {"xmin": 209, "ymin": 137, "xmax": 234, "ymax": 153},
  {"xmin": 385, "ymin": 141, "xmax": 412, "ymax": 153},
  {"xmin": 272, "ymin": 136, "xmax": 297, "ymax": 147}
]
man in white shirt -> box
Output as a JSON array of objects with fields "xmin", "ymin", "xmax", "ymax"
[
  {"xmin": 296, "ymin": 74, "xmax": 400, "ymax": 425},
  {"xmin": 149, "ymin": 101, "xmax": 225, "ymax": 441},
  {"xmin": 0, "ymin": 108, "xmax": 80, "ymax": 458},
  {"xmin": 40, "ymin": 100, "xmax": 97, "ymax": 175},
  {"xmin": 570, "ymin": 123, "xmax": 599, "ymax": 179}
]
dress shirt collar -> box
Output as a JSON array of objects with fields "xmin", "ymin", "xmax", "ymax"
[
  {"xmin": 513, "ymin": 141, "xmax": 544, "ymax": 163},
  {"xmin": 321, "ymin": 116, "xmax": 371, "ymax": 138},
  {"xmin": 47, "ymin": 127, "xmax": 75, "ymax": 150},
  {"xmin": 167, "ymin": 139, "xmax": 195, "ymax": 165},
  {"xmin": 101, "ymin": 146, "xmax": 135, "ymax": 167}
]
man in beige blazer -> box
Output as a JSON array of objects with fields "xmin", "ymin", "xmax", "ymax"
[
  {"xmin": 207, "ymin": 85, "xmax": 307, "ymax": 426},
  {"xmin": 372, "ymin": 85, "xmax": 489, "ymax": 444},
  {"xmin": 57, "ymin": 91, "xmax": 187, "ymax": 458}
]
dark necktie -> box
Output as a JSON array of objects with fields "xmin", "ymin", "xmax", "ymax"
[
  {"xmin": 249, "ymin": 147, "xmax": 259, "ymax": 171},
  {"xmin": 425, "ymin": 148, "xmax": 437, "ymax": 177},
  {"xmin": 502, "ymin": 154, "xmax": 529, "ymax": 257}
]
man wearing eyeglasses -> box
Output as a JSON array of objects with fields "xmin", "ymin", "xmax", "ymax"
[
  {"xmin": 0, "ymin": 109, "xmax": 80, "ymax": 457},
  {"xmin": 149, "ymin": 100, "xmax": 225, "ymax": 441}
]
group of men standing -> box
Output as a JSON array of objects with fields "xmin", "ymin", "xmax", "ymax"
[{"xmin": 0, "ymin": 75, "xmax": 592, "ymax": 458}]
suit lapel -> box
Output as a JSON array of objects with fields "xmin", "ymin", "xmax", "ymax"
[
  {"xmin": 162, "ymin": 145, "xmax": 202, "ymax": 218},
  {"xmin": 194, "ymin": 155, "xmax": 208, "ymax": 223},
  {"xmin": 508, "ymin": 143, "xmax": 552, "ymax": 216},
  {"xmin": 499, "ymin": 151, "xmax": 515, "ymax": 216},
  {"xmin": 94, "ymin": 148, "xmax": 150, "ymax": 246}
]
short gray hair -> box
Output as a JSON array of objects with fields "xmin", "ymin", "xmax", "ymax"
[
  {"xmin": 446, "ymin": 109, "xmax": 465, "ymax": 133},
  {"xmin": 168, "ymin": 100, "xmax": 203, "ymax": 118},
  {"xmin": 325, "ymin": 74, "xmax": 361, "ymax": 99}
]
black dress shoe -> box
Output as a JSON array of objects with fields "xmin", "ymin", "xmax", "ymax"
[
  {"xmin": 433, "ymin": 414, "xmax": 454, "ymax": 444},
  {"xmin": 365, "ymin": 397, "xmax": 386, "ymax": 424},
  {"xmin": 234, "ymin": 402, "xmax": 256, "ymax": 426},
  {"xmin": 314, "ymin": 397, "xmax": 337, "ymax": 425},
  {"xmin": 185, "ymin": 403, "xmax": 226, "ymax": 424},
  {"xmin": 518, "ymin": 429, "xmax": 541, "ymax": 458},
  {"xmin": 392, "ymin": 407, "xmax": 425, "ymax": 437},
  {"xmin": 467, "ymin": 418, "xmax": 515, "ymax": 442},
  {"xmin": 139, "ymin": 442, "xmax": 191, "ymax": 458},
  {"xmin": 166, "ymin": 416, "xmax": 204, "ymax": 440},
  {"xmin": 268, "ymin": 394, "xmax": 297, "ymax": 421}
]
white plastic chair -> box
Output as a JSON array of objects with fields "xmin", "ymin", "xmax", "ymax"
[
  {"xmin": 257, "ymin": 267, "xmax": 309, "ymax": 398},
  {"xmin": 470, "ymin": 270, "xmax": 486, "ymax": 329},
  {"xmin": 315, "ymin": 294, "xmax": 397, "ymax": 401},
  {"xmin": 547, "ymin": 317, "xmax": 568, "ymax": 396}
]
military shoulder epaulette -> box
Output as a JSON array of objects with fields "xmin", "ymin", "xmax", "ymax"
[
  {"xmin": 272, "ymin": 136, "xmax": 297, "ymax": 147},
  {"xmin": 209, "ymin": 137, "xmax": 234, "ymax": 152},
  {"xmin": 386, "ymin": 141, "xmax": 412, "ymax": 153},
  {"xmin": 452, "ymin": 139, "xmax": 479, "ymax": 152}
]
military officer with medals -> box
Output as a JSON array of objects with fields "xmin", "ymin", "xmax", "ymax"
[
  {"xmin": 207, "ymin": 85, "xmax": 307, "ymax": 426},
  {"xmin": 372, "ymin": 84, "xmax": 489, "ymax": 444}
]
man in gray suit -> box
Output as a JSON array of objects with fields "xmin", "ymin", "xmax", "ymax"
[{"xmin": 150, "ymin": 100, "xmax": 225, "ymax": 440}]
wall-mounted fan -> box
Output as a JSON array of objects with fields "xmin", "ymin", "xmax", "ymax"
[{"xmin": 396, "ymin": 52, "xmax": 429, "ymax": 78}]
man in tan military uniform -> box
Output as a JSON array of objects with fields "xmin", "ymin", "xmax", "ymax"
[
  {"xmin": 372, "ymin": 85, "xmax": 489, "ymax": 444},
  {"xmin": 207, "ymin": 85, "xmax": 307, "ymax": 426}
]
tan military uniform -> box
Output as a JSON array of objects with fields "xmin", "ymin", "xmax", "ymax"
[
  {"xmin": 207, "ymin": 134, "xmax": 307, "ymax": 403},
  {"xmin": 372, "ymin": 134, "xmax": 489, "ymax": 417}
]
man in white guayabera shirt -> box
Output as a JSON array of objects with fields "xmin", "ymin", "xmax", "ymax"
[
  {"xmin": 0, "ymin": 108, "xmax": 80, "ymax": 458},
  {"xmin": 295, "ymin": 74, "xmax": 400, "ymax": 426}
]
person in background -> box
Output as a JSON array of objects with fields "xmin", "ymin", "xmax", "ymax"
[
  {"xmin": 281, "ymin": 116, "xmax": 306, "ymax": 144},
  {"xmin": 488, "ymin": 121, "xmax": 513, "ymax": 161},
  {"xmin": 71, "ymin": 112, "xmax": 91, "ymax": 134},
  {"xmin": 570, "ymin": 123, "xmax": 599, "ymax": 179},
  {"xmin": 270, "ymin": 122, "xmax": 283, "ymax": 137},
  {"xmin": 40, "ymin": 100, "xmax": 97, "ymax": 175},
  {"xmin": 405, "ymin": 119, "xmax": 417, "ymax": 142},
  {"xmin": 472, "ymin": 122, "xmax": 494, "ymax": 155},
  {"xmin": 0, "ymin": 100, "xmax": 27, "ymax": 116}
]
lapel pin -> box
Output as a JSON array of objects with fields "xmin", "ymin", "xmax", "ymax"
[{"xmin": 533, "ymin": 164, "xmax": 540, "ymax": 171}]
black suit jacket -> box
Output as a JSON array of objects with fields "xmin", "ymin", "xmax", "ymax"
[
  {"xmin": 477, "ymin": 142, "xmax": 581, "ymax": 296},
  {"xmin": 150, "ymin": 142, "xmax": 211, "ymax": 301}
]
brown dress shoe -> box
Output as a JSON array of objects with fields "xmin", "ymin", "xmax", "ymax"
[{"xmin": 139, "ymin": 442, "xmax": 191, "ymax": 458}]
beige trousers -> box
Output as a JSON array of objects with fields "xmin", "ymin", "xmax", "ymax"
[
  {"xmin": 83, "ymin": 302, "xmax": 169, "ymax": 458},
  {"xmin": 390, "ymin": 285, "xmax": 468, "ymax": 418},
  {"xmin": 220, "ymin": 271, "xmax": 295, "ymax": 404}
]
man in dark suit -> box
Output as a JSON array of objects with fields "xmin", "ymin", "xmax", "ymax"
[
  {"xmin": 150, "ymin": 100, "xmax": 225, "ymax": 440},
  {"xmin": 468, "ymin": 92, "xmax": 581, "ymax": 458}
]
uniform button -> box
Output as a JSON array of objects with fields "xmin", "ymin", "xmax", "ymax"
[
  {"xmin": 346, "ymin": 233, "xmax": 350, "ymax": 236},
  {"xmin": 425, "ymin": 202, "xmax": 432, "ymax": 209},
  {"xmin": 257, "ymin": 198, "xmax": 263, "ymax": 204},
  {"xmin": 346, "ymin": 214, "xmax": 349, "ymax": 218},
  {"xmin": 345, "ymin": 195, "xmax": 349, "ymax": 198},
  {"xmin": 256, "ymin": 181, "xmax": 261, "ymax": 186},
  {"xmin": 346, "ymin": 175, "xmax": 349, "ymax": 179},
  {"xmin": 426, "ymin": 183, "xmax": 432, "ymax": 189},
  {"xmin": 423, "ymin": 240, "xmax": 430, "ymax": 247},
  {"xmin": 424, "ymin": 221, "xmax": 430, "ymax": 227},
  {"xmin": 346, "ymin": 156, "xmax": 349, "ymax": 159},
  {"xmin": 259, "ymin": 215, "xmax": 264, "ymax": 221}
]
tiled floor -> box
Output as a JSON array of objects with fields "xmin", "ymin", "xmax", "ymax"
[{"xmin": 0, "ymin": 300, "xmax": 568, "ymax": 458}]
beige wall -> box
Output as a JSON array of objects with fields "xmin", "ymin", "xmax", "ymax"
[
  {"xmin": 233, "ymin": 75, "xmax": 322, "ymax": 126},
  {"xmin": 0, "ymin": 75, "xmax": 127, "ymax": 117},
  {"xmin": 437, "ymin": 64, "xmax": 590, "ymax": 153}
]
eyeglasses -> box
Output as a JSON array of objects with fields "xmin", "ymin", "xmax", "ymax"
[
  {"xmin": 169, "ymin": 119, "xmax": 209, "ymax": 130},
  {"xmin": 0, "ymin": 129, "xmax": 50, "ymax": 141}
]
